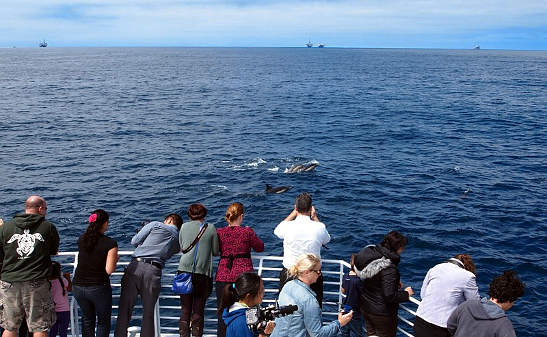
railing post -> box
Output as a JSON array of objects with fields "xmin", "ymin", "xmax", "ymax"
[
  {"xmin": 154, "ymin": 298, "xmax": 161, "ymax": 337},
  {"xmin": 257, "ymin": 257, "xmax": 264, "ymax": 276},
  {"xmin": 70, "ymin": 253, "xmax": 80, "ymax": 337},
  {"xmin": 338, "ymin": 261, "xmax": 344, "ymax": 311}
]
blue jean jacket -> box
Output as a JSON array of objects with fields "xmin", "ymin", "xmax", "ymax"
[{"xmin": 271, "ymin": 279, "xmax": 340, "ymax": 337}]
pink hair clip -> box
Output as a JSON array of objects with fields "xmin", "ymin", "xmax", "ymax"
[{"xmin": 89, "ymin": 213, "xmax": 98, "ymax": 223}]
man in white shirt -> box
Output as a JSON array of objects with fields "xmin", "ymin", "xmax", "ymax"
[{"xmin": 274, "ymin": 192, "xmax": 330, "ymax": 306}]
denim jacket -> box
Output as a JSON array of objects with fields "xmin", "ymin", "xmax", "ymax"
[{"xmin": 271, "ymin": 279, "xmax": 340, "ymax": 337}]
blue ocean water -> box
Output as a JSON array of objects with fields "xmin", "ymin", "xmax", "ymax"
[{"xmin": 0, "ymin": 47, "xmax": 545, "ymax": 335}]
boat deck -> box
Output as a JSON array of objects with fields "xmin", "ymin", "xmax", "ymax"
[{"xmin": 56, "ymin": 252, "xmax": 420, "ymax": 337}]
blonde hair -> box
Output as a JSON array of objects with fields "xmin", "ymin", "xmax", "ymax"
[
  {"xmin": 225, "ymin": 202, "xmax": 244, "ymax": 224},
  {"xmin": 288, "ymin": 254, "xmax": 321, "ymax": 277}
]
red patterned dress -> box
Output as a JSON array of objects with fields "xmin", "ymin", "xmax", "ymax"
[
  {"xmin": 216, "ymin": 225, "xmax": 264, "ymax": 282},
  {"xmin": 215, "ymin": 225, "xmax": 264, "ymax": 337}
]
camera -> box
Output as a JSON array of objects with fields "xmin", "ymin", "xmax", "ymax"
[{"xmin": 246, "ymin": 304, "xmax": 298, "ymax": 334}]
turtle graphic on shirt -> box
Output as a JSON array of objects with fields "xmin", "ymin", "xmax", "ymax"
[{"xmin": 7, "ymin": 229, "xmax": 44, "ymax": 258}]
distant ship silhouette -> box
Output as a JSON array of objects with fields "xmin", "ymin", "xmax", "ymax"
[{"xmin": 39, "ymin": 40, "xmax": 48, "ymax": 47}]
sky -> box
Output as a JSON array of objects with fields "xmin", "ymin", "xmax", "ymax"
[{"xmin": 1, "ymin": 0, "xmax": 546, "ymax": 50}]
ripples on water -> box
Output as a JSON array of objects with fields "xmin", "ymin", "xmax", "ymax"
[{"xmin": 0, "ymin": 48, "xmax": 545, "ymax": 335}]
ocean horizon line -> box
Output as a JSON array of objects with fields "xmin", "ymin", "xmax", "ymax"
[{"xmin": 1, "ymin": 45, "xmax": 546, "ymax": 51}]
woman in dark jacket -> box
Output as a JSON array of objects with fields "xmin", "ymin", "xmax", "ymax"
[{"xmin": 354, "ymin": 231, "xmax": 414, "ymax": 337}]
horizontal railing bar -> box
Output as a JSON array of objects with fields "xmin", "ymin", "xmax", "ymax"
[
  {"xmin": 398, "ymin": 326, "xmax": 414, "ymax": 337},
  {"xmin": 58, "ymin": 252, "xmax": 417, "ymax": 337},
  {"xmin": 400, "ymin": 304, "xmax": 418, "ymax": 316},
  {"xmin": 398, "ymin": 315, "xmax": 415, "ymax": 327}
]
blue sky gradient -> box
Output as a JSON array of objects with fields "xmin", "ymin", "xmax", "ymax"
[{"xmin": 2, "ymin": 0, "xmax": 546, "ymax": 49}]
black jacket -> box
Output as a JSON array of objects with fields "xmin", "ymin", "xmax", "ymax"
[{"xmin": 354, "ymin": 244, "xmax": 409, "ymax": 316}]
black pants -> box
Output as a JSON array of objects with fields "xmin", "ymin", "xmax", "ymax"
[
  {"xmin": 279, "ymin": 268, "xmax": 323, "ymax": 308},
  {"xmin": 179, "ymin": 273, "xmax": 212, "ymax": 337},
  {"xmin": 362, "ymin": 311, "xmax": 397, "ymax": 337},
  {"xmin": 215, "ymin": 281, "xmax": 231, "ymax": 337},
  {"xmin": 413, "ymin": 316, "xmax": 451, "ymax": 337},
  {"xmin": 114, "ymin": 260, "xmax": 162, "ymax": 337}
]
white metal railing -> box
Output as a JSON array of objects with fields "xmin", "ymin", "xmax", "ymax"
[{"xmin": 54, "ymin": 251, "xmax": 420, "ymax": 337}]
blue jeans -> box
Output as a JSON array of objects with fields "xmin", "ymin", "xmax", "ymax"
[
  {"xmin": 73, "ymin": 285, "xmax": 112, "ymax": 337},
  {"xmin": 340, "ymin": 317, "xmax": 365, "ymax": 337}
]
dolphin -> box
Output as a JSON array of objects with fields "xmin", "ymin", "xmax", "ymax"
[
  {"xmin": 458, "ymin": 188, "xmax": 472, "ymax": 201},
  {"xmin": 286, "ymin": 163, "xmax": 319, "ymax": 174},
  {"xmin": 266, "ymin": 184, "xmax": 292, "ymax": 194}
]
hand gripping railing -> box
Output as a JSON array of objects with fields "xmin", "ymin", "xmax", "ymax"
[{"xmin": 54, "ymin": 252, "xmax": 420, "ymax": 337}]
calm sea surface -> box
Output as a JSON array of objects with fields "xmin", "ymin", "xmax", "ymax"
[{"xmin": 0, "ymin": 47, "xmax": 545, "ymax": 335}]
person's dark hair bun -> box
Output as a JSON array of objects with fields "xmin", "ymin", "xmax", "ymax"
[{"xmin": 187, "ymin": 204, "xmax": 207, "ymax": 221}]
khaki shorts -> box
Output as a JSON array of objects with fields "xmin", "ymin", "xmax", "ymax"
[{"xmin": 0, "ymin": 279, "xmax": 56, "ymax": 332}]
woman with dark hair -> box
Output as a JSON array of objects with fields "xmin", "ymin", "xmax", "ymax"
[
  {"xmin": 353, "ymin": 231, "xmax": 413, "ymax": 337},
  {"xmin": 220, "ymin": 272, "xmax": 275, "ymax": 337},
  {"xmin": 177, "ymin": 204, "xmax": 219, "ymax": 337},
  {"xmin": 72, "ymin": 210, "xmax": 118, "ymax": 337},
  {"xmin": 216, "ymin": 202, "xmax": 264, "ymax": 337},
  {"xmin": 414, "ymin": 254, "xmax": 479, "ymax": 337}
]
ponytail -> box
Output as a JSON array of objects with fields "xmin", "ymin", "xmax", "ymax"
[
  {"xmin": 218, "ymin": 283, "xmax": 239, "ymax": 315},
  {"xmin": 81, "ymin": 209, "xmax": 109, "ymax": 252},
  {"xmin": 218, "ymin": 272, "xmax": 262, "ymax": 315},
  {"xmin": 51, "ymin": 261, "xmax": 66, "ymax": 296}
]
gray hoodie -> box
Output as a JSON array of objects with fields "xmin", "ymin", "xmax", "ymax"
[{"xmin": 447, "ymin": 297, "xmax": 516, "ymax": 337}]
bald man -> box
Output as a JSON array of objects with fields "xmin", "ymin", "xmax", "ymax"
[{"xmin": 0, "ymin": 196, "xmax": 60, "ymax": 337}]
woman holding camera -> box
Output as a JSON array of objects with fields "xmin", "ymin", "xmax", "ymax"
[
  {"xmin": 219, "ymin": 272, "xmax": 275, "ymax": 337},
  {"xmin": 271, "ymin": 254, "xmax": 353, "ymax": 337}
]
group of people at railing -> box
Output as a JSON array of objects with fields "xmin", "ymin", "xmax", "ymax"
[{"xmin": 0, "ymin": 194, "xmax": 525, "ymax": 337}]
